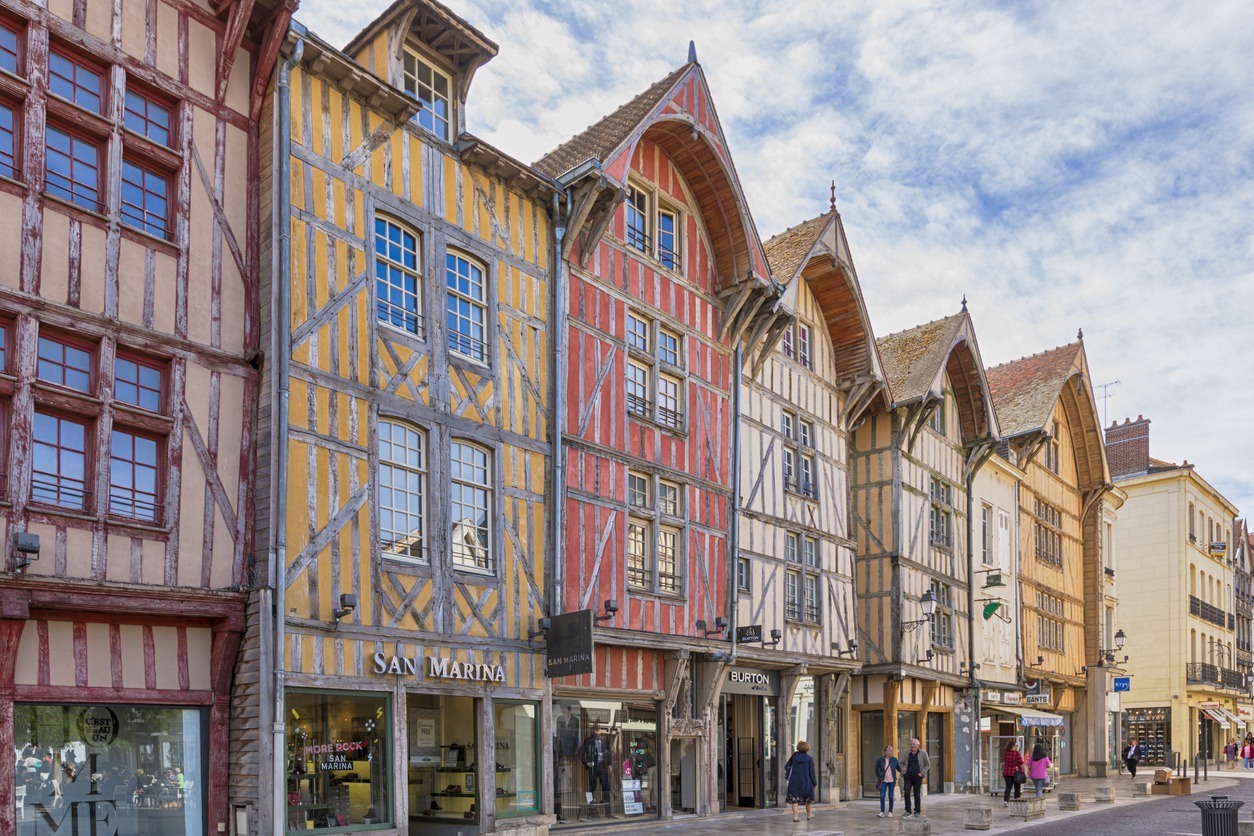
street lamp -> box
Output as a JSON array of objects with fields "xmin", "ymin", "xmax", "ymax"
[
  {"xmin": 1098, "ymin": 629, "xmax": 1128, "ymax": 666},
  {"xmin": 904, "ymin": 590, "xmax": 938, "ymax": 631}
]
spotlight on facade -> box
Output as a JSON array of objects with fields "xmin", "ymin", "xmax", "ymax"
[
  {"xmin": 595, "ymin": 599, "xmax": 618, "ymax": 623},
  {"xmin": 12, "ymin": 532, "xmax": 40, "ymax": 572},
  {"xmin": 332, "ymin": 593, "xmax": 357, "ymax": 627},
  {"xmin": 764, "ymin": 629, "xmax": 782, "ymax": 648}
]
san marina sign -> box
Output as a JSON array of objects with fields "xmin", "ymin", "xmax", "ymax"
[{"xmin": 372, "ymin": 652, "xmax": 506, "ymax": 683}]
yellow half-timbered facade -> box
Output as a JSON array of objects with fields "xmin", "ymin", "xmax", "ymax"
[
  {"xmin": 246, "ymin": 4, "xmax": 557, "ymax": 835},
  {"xmin": 850, "ymin": 310, "xmax": 999, "ymax": 797}
]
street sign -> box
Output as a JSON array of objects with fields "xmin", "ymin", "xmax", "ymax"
[
  {"xmin": 1113, "ymin": 677, "xmax": 1130, "ymax": 692},
  {"xmin": 735, "ymin": 624, "xmax": 763, "ymax": 644},
  {"xmin": 546, "ymin": 610, "xmax": 594, "ymax": 678}
]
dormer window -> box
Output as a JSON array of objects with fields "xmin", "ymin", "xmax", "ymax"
[{"xmin": 403, "ymin": 50, "xmax": 451, "ymax": 140}]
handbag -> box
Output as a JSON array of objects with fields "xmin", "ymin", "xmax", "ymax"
[{"xmin": 1012, "ymin": 770, "xmax": 1026, "ymax": 785}]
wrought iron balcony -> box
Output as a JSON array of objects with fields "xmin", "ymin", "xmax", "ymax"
[
  {"xmin": 1189, "ymin": 595, "xmax": 1230, "ymax": 629},
  {"xmin": 1186, "ymin": 662, "xmax": 1248, "ymax": 690}
]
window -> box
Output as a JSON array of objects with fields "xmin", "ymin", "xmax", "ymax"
[
  {"xmin": 1042, "ymin": 437, "xmax": 1060, "ymax": 474},
  {"xmin": 785, "ymin": 532, "xmax": 800, "ymax": 564},
  {"xmin": 120, "ymin": 158, "xmax": 170, "ymax": 237},
  {"xmin": 782, "ymin": 447, "xmax": 795, "ymax": 489},
  {"xmin": 784, "ymin": 531, "xmax": 820, "ymax": 624},
  {"xmin": 375, "ymin": 217, "xmax": 422, "ymax": 336},
  {"xmin": 626, "ymin": 186, "xmax": 648, "ymax": 252},
  {"xmin": 108, "ymin": 428, "xmax": 159, "ymax": 520},
  {"xmin": 782, "ymin": 412, "xmax": 816, "ymax": 498},
  {"xmin": 1034, "ymin": 498, "xmax": 1063, "ymax": 567},
  {"xmin": 981, "ymin": 504, "xmax": 993, "ymax": 565},
  {"xmin": 657, "ymin": 206, "xmax": 679, "ymax": 269},
  {"xmin": 45, "ymin": 125, "xmax": 100, "ymax": 211},
  {"xmin": 0, "ymin": 22, "xmax": 18, "ymax": 75},
  {"xmin": 37, "ymin": 335, "xmax": 92, "ymax": 391},
  {"xmin": 803, "ymin": 536, "xmax": 818, "ymax": 567},
  {"xmin": 781, "ymin": 326, "xmax": 793, "ymax": 358},
  {"xmin": 737, "ymin": 556, "xmax": 751, "ymax": 592},
  {"xmin": 781, "ymin": 411, "xmax": 794, "ymax": 441},
  {"xmin": 928, "ymin": 476, "xmax": 953, "ymax": 547},
  {"xmin": 804, "ymin": 575, "xmax": 819, "ymax": 623},
  {"xmin": 379, "ymin": 420, "xmax": 426, "ymax": 562},
  {"xmin": 48, "ymin": 51, "xmax": 104, "ymax": 113},
  {"xmin": 798, "ymin": 454, "xmax": 816, "ymax": 498},
  {"xmin": 930, "ymin": 580, "xmax": 954, "ymax": 648},
  {"xmin": 114, "ymin": 356, "xmax": 163, "ymax": 411},
  {"xmin": 32, "ymin": 411, "xmax": 88, "ymax": 510},
  {"xmin": 0, "ymin": 101, "xmax": 16, "ymax": 180},
  {"xmin": 799, "ymin": 419, "xmax": 813, "ymax": 448},
  {"xmin": 780, "ymin": 321, "xmax": 813, "ymax": 369},
  {"xmin": 446, "ymin": 251, "xmax": 487, "ymax": 361},
  {"xmin": 450, "ymin": 441, "xmax": 491, "ymax": 572},
  {"xmin": 123, "ymin": 88, "xmax": 171, "ymax": 146},
  {"xmin": 402, "ymin": 50, "xmax": 451, "ymax": 140},
  {"xmin": 785, "ymin": 570, "xmax": 801, "ymax": 621},
  {"xmin": 288, "ymin": 690, "xmax": 391, "ymax": 830},
  {"xmin": 624, "ymin": 312, "xmax": 684, "ymax": 429},
  {"xmin": 927, "ymin": 398, "xmax": 946, "ymax": 435},
  {"xmin": 493, "ymin": 701, "xmax": 540, "ymax": 818},
  {"xmin": 625, "ymin": 471, "xmax": 684, "ymax": 594},
  {"xmin": 1037, "ymin": 591, "xmax": 1065, "ymax": 652},
  {"xmin": 797, "ymin": 324, "xmax": 812, "ymax": 369}
]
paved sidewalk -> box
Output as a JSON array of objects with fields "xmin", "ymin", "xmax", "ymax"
[{"xmin": 568, "ymin": 770, "xmax": 1253, "ymax": 835}]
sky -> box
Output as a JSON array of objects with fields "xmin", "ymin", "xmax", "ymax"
[{"xmin": 296, "ymin": 0, "xmax": 1254, "ymax": 518}]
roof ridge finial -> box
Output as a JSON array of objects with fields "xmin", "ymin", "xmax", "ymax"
[
  {"xmin": 961, "ymin": 294, "xmax": 968, "ymax": 311},
  {"xmin": 830, "ymin": 180, "xmax": 837, "ymax": 214},
  {"xmin": 688, "ymin": 40, "xmax": 697, "ymax": 64},
  {"xmin": 1077, "ymin": 327, "xmax": 1084, "ymax": 341}
]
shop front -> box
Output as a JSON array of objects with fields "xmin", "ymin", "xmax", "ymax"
[
  {"xmin": 282, "ymin": 641, "xmax": 549, "ymax": 836},
  {"xmin": 979, "ymin": 699, "xmax": 1066, "ymax": 792},
  {"xmin": 1195, "ymin": 700, "xmax": 1242, "ymax": 764},
  {"xmin": 717, "ymin": 668, "xmax": 780, "ymax": 811},
  {"xmin": 551, "ymin": 698, "xmax": 659, "ymax": 825},
  {"xmin": 1122, "ymin": 707, "xmax": 1170, "ymax": 766}
]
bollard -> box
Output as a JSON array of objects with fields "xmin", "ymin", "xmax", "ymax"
[
  {"xmin": 1133, "ymin": 781, "xmax": 1152, "ymax": 796},
  {"xmin": 963, "ymin": 807, "xmax": 992, "ymax": 831},
  {"xmin": 1094, "ymin": 787, "xmax": 1116, "ymax": 804},
  {"xmin": 1195, "ymin": 795, "xmax": 1243, "ymax": 836},
  {"xmin": 1057, "ymin": 791, "xmax": 1080, "ymax": 810}
]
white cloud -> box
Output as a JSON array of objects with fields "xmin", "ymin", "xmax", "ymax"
[{"xmin": 293, "ymin": 0, "xmax": 1254, "ymax": 515}]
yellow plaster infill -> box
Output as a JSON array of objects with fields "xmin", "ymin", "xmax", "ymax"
[
  {"xmin": 326, "ymin": 85, "xmax": 345, "ymax": 162},
  {"xmin": 408, "ymin": 134, "xmax": 423, "ymax": 206},
  {"xmin": 389, "ymin": 132, "xmax": 404, "ymax": 197},
  {"xmin": 444, "ymin": 154, "xmax": 458, "ymax": 223}
]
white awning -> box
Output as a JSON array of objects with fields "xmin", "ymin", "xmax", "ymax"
[
  {"xmin": 1218, "ymin": 708, "xmax": 1243, "ymax": 727},
  {"xmin": 1202, "ymin": 708, "xmax": 1231, "ymax": 728},
  {"xmin": 992, "ymin": 704, "xmax": 1066, "ymax": 728}
]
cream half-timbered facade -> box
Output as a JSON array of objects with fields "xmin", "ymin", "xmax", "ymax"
[
  {"xmin": 248, "ymin": 4, "xmax": 558, "ymax": 834},
  {"xmin": 850, "ymin": 311, "xmax": 999, "ymax": 796},
  {"xmin": 986, "ymin": 339, "xmax": 1114, "ymax": 778},
  {"xmin": 734, "ymin": 207, "xmax": 883, "ymax": 802}
]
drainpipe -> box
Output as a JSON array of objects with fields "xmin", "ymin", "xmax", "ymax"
[
  {"xmin": 272, "ymin": 34, "xmax": 303, "ymax": 836},
  {"xmin": 728, "ymin": 342, "xmax": 743, "ymax": 664},
  {"xmin": 965, "ymin": 464, "xmax": 979, "ymax": 791},
  {"xmin": 550, "ymin": 191, "xmax": 567, "ymax": 616}
]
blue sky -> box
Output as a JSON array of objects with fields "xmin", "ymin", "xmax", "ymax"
[{"xmin": 297, "ymin": 0, "xmax": 1254, "ymax": 518}]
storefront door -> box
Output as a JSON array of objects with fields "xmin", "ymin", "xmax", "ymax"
[
  {"xmin": 860, "ymin": 711, "xmax": 883, "ymax": 797},
  {"xmin": 724, "ymin": 694, "xmax": 760, "ymax": 808},
  {"xmin": 927, "ymin": 713, "xmax": 945, "ymax": 793},
  {"xmin": 762, "ymin": 699, "xmax": 778, "ymax": 807}
]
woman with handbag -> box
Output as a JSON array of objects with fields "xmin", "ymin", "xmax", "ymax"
[
  {"xmin": 1002, "ymin": 741, "xmax": 1025, "ymax": 805},
  {"xmin": 784, "ymin": 741, "xmax": 818, "ymax": 823},
  {"xmin": 874, "ymin": 745, "xmax": 900, "ymax": 818}
]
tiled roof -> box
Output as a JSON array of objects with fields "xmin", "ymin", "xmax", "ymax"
[
  {"xmin": 985, "ymin": 343, "xmax": 1080, "ymax": 437},
  {"xmin": 876, "ymin": 314, "xmax": 965, "ymax": 404},
  {"xmin": 533, "ymin": 64, "xmax": 691, "ymax": 179},
  {"xmin": 763, "ymin": 212, "xmax": 833, "ymax": 287}
]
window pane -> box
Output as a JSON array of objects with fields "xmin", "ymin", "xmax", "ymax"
[
  {"xmin": 0, "ymin": 24, "xmax": 17, "ymax": 75},
  {"xmin": 0, "ymin": 102, "xmax": 15, "ymax": 180},
  {"xmin": 785, "ymin": 533, "xmax": 799, "ymax": 563},
  {"xmin": 658, "ymin": 481, "xmax": 679, "ymax": 516},
  {"xmin": 17, "ymin": 703, "xmax": 206, "ymax": 836},
  {"xmin": 109, "ymin": 429, "xmax": 160, "ymax": 521},
  {"xmin": 657, "ymin": 528, "xmax": 678, "ymax": 592},
  {"xmin": 32, "ymin": 411, "xmax": 89, "ymax": 510},
  {"xmin": 49, "ymin": 52, "xmax": 103, "ymax": 113},
  {"xmin": 626, "ymin": 314, "xmax": 649, "ymax": 352},
  {"xmin": 657, "ymin": 208, "xmax": 678, "ymax": 269},
  {"xmin": 37, "ymin": 336, "xmax": 92, "ymax": 391},
  {"xmin": 446, "ymin": 253, "xmax": 487, "ymax": 361},
  {"xmin": 657, "ymin": 375, "xmax": 680, "ymax": 427},
  {"xmin": 494, "ymin": 702, "xmax": 539, "ymax": 817},
  {"xmin": 286, "ymin": 691, "xmax": 390, "ymax": 830},
  {"xmin": 45, "ymin": 126, "xmax": 100, "ymax": 211},
  {"xmin": 627, "ymin": 521, "xmax": 649, "ymax": 588},
  {"xmin": 379, "ymin": 421, "xmax": 426, "ymax": 561},
  {"xmin": 403, "ymin": 52, "xmax": 451, "ymax": 140},
  {"xmin": 626, "ymin": 187, "xmax": 648, "ymax": 251},
  {"xmin": 625, "ymin": 362, "xmax": 649, "ymax": 416},
  {"xmin": 114, "ymin": 356, "xmax": 164, "ymax": 411},
  {"xmin": 375, "ymin": 218, "xmax": 422, "ymax": 335},
  {"xmin": 658, "ymin": 329, "xmax": 679, "ymax": 366},
  {"xmin": 555, "ymin": 700, "xmax": 657, "ymax": 818},
  {"xmin": 123, "ymin": 89, "xmax": 171, "ymax": 146},
  {"xmin": 450, "ymin": 442, "xmax": 491, "ymax": 571},
  {"xmin": 627, "ymin": 472, "xmax": 647, "ymax": 509},
  {"xmin": 120, "ymin": 159, "xmax": 170, "ymax": 237}
]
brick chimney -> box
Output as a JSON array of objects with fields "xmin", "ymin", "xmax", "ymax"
[{"xmin": 1105, "ymin": 415, "xmax": 1150, "ymax": 477}]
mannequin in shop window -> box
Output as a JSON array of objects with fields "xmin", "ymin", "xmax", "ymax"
[{"xmin": 580, "ymin": 725, "xmax": 612, "ymax": 805}]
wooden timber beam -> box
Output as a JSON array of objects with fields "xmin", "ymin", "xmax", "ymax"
[
  {"xmin": 696, "ymin": 656, "xmax": 729, "ymax": 715},
  {"xmin": 749, "ymin": 311, "xmax": 793, "ymax": 377},
  {"xmin": 963, "ymin": 438, "xmax": 998, "ymax": 484},
  {"xmin": 215, "ymin": 0, "xmax": 256, "ymax": 102},
  {"xmin": 1081, "ymin": 485, "xmax": 1112, "ymax": 526},
  {"xmin": 717, "ymin": 282, "xmax": 756, "ymax": 341},
  {"xmin": 905, "ymin": 397, "xmax": 940, "ymax": 454},
  {"xmin": 390, "ymin": 7, "xmax": 421, "ymax": 62},
  {"xmin": 1012, "ymin": 432, "xmax": 1048, "ymax": 472},
  {"xmin": 249, "ymin": 1, "xmax": 296, "ymax": 121},
  {"xmin": 838, "ymin": 378, "xmax": 881, "ymax": 433},
  {"xmin": 576, "ymin": 186, "xmax": 623, "ymax": 268},
  {"xmin": 663, "ymin": 650, "xmax": 692, "ymax": 718},
  {"xmin": 920, "ymin": 679, "xmax": 937, "ymax": 744}
]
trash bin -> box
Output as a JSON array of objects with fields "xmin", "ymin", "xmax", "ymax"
[{"xmin": 1196, "ymin": 795, "xmax": 1244, "ymax": 836}]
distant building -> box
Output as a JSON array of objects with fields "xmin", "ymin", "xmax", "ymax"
[{"xmin": 1107, "ymin": 416, "xmax": 1243, "ymax": 765}]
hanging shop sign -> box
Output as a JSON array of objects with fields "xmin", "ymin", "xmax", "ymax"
[
  {"xmin": 1003, "ymin": 692, "xmax": 1023, "ymax": 706},
  {"xmin": 724, "ymin": 668, "xmax": 780, "ymax": 696},
  {"xmin": 546, "ymin": 609, "xmax": 595, "ymax": 678},
  {"xmin": 1024, "ymin": 678, "xmax": 1052, "ymax": 705},
  {"xmin": 372, "ymin": 652, "xmax": 506, "ymax": 683},
  {"xmin": 735, "ymin": 625, "xmax": 764, "ymax": 644}
]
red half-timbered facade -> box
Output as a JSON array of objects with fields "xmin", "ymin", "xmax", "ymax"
[
  {"xmin": 0, "ymin": 0, "xmax": 286, "ymax": 832},
  {"xmin": 536, "ymin": 54, "xmax": 787, "ymax": 821}
]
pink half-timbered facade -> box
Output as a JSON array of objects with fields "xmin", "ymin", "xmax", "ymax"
[
  {"xmin": 536, "ymin": 54, "xmax": 787, "ymax": 821},
  {"xmin": 0, "ymin": 0, "xmax": 287, "ymax": 832}
]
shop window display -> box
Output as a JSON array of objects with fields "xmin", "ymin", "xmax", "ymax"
[
  {"xmin": 494, "ymin": 701, "xmax": 540, "ymax": 818},
  {"xmin": 407, "ymin": 694, "xmax": 480, "ymax": 825},
  {"xmin": 14, "ymin": 703, "xmax": 205, "ymax": 836},
  {"xmin": 553, "ymin": 701, "xmax": 658, "ymax": 826},
  {"xmin": 285, "ymin": 690, "xmax": 389, "ymax": 832}
]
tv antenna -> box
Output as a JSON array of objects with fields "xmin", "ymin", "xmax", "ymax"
[{"xmin": 1096, "ymin": 380, "xmax": 1120, "ymax": 428}]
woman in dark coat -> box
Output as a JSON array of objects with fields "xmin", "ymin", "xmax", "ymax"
[{"xmin": 784, "ymin": 740, "xmax": 818, "ymax": 822}]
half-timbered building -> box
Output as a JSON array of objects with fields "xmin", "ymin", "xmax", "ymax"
[
  {"xmin": 850, "ymin": 309, "xmax": 999, "ymax": 796},
  {"xmin": 986, "ymin": 339, "xmax": 1114, "ymax": 779},
  {"xmin": 535, "ymin": 50, "xmax": 785, "ymax": 822},
  {"xmin": 0, "ymin": 0, "xmax": 285, "ymax": 831},
  {"xmin": 246, "ymin": 3, "xmax": 558, "ymax": 834},
  {"xmin": 730, "ymin": 202, "xmax": 883, "ymax": 804}
]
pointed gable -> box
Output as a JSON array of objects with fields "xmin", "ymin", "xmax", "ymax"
[
  {"xmin": 536, "ymin": 61, "xmax": 772, "ymax": 291},
  {"xmin": 764, "ymin": 210, "xmax": 884, "ymax": 389},
  {"xmin": 877, "ymin": 311, "xmax": 998, "ymax": 443},
  {"xmin": 987, "ymin": 340, "xmax": 1111, "ymax": 490}
]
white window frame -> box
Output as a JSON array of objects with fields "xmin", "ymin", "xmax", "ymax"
[
  {"xmin": 626, "ymin": 471, "xmax": 685, "ymax": 595},
  {"xmin": 450, "ymin": 440, "xmax": 492, "ymax": 573},
  {"xmin": 930, "ymin": 579, "xmax": 954, "ymax": 648},
  {"xmin": 624, "ymin": 310, "xmax": 685, "ymax": 430},
  {"xmin": 378, "ymin": 419, "xmax": 427, "ymax": 563},
  {"xmin": 446, "ymin": 250, "xmax": 488, "ymax": 362},
  {"xmin": 402, "ymin": 48, "xmax": 452, "ymax": 140},
  {"xmin": 375, "ymin": 216, "xmax": 423, "ymax": 337},
  {"xmin": 929, "ymin": 476, "xmax": 953, "ymax": 547}
]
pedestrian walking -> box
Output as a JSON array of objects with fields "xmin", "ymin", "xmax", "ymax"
[
  {"xmin": 1124, "ymin": 737, "xmax": 1144, "ymax": 778},
  {"xmin": 1027, "ymin": 743, "xmax": 1052, "ymax": 798},
  {"xmin": 784, "ymin": 741, "xmax": 817, "ymax": 823},
  {"xmin": 1226, "ymin": 738, "xmax": 1238, "ymax": 770},
  {"xmin": 1002, "ymin": 741, "xmax": 1025, "ymax": 805},
  {"xmin": 901, "ymin": 737, "xmax": 930, "ymax": 818},
  {"xmin": 874, "ymin": 745, "xmax": 900, "ymax": 818},
  {"xmin": 1242, "ymin": 738, "xmax": 1254, "ymax": 769}
]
